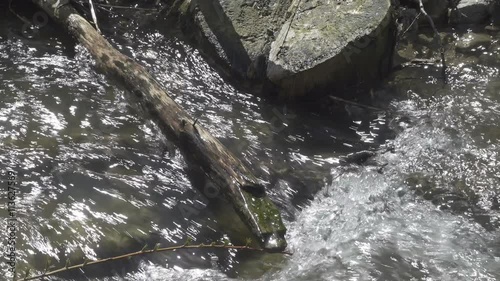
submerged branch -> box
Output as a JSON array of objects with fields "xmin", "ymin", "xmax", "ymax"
[
  {"xmin": 329, "ymin": 95, "xmax": 386, "ymax": 112},
  {"xmin": 95, "ymin": 3, "xmax": 160, "ymax": 11}
]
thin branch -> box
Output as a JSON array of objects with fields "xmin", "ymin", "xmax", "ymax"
[
  {"xmin": 418, "ymin": 0, "xmax": 447, "ymax": 82},
  {"xmin": 95, "ymin": 3, "xmax": 159, "ymax": 11},
  {"xmin": 329, "ymin": 95, "xmax": 386, "ymax": 112},
  {"xmin": 88, "ymin": 0, "xmax": 101, "ymax": 34},
  {"xmin": 401, "ymin": 11, "xmax": 421, "ymax": 36},
  {"xmin": 402, "ymin": 58, "xmax": 441, "ymax": 67},
  {"xmin": 282, "ymin": 0, "xmax": 302, "ymax": 48},
  {"xmin": 21, "ymin": 243, "xmax": 292, "ymax": 280}
]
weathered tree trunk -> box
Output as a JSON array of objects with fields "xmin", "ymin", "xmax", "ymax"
[{"xmin": 32, "ymin": 0, "xmax": 286, "ymax": 251}]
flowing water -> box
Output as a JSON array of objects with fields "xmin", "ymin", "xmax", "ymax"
[{"xmin": 1, "ymin": 6, "xmax": 500, "ymax": 281}]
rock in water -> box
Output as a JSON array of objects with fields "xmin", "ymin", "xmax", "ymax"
[
  {"xmin": 176, "ymin": 0, "xmax": 394, "ymax": 97},
  {"xmin": 182, "ymin": 0, "xmax": 293, "ymax": 81},
  {"xmin": 341, "ymin": 150, "xmax": 376, "ymax": 165},
  {"xmin": 267, "ymin": 0, "xmax": 393, "ymax": 97}
]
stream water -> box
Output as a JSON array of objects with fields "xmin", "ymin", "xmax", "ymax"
[{"xmin": 1, "ymin": 6, "xmax": 500, "ymax": 281}]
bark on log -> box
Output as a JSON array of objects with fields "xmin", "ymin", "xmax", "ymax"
[{"xmin": 31, "ymin": 0, "xmax": 286, "ymax": 251}]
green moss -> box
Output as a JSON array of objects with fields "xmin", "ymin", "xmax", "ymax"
[
  {"xmin": 178, "ymin": 0, "xmax": 192, "ymax": 16},
  {"xmin": 244, "ymin": 192, "xmax": 287, "ymax": 250}
]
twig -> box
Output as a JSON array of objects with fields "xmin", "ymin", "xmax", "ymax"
[
  {"xmin": 402, "ymin": 58, "xmax": 441, "ymax": 67},
  {"xmin": 88, "ymin": 0, "xmax": 101, "ymax": 34},
  {"xmin": 96, "ymin": 3, "xmax": 159, "ymax": 11},
  {"xmin": 328, "ymin": 95, "xmax": 386, "ymax": 112},
  {"xmin": 401, "ymin": 11, "xmax": 421, "ymax": 36},
  {"xmin": 282, "ymin": 0, "xmax": 302, "ymax": 47},
  {"xmin": 418, "ymin": 0, "xmax": 447, "ymax": 82},
  {"xmin": 21, "ymin": 243, "xmax": 292, "ymax": 280}
]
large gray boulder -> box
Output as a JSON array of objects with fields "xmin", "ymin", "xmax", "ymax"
[
  {"xmin": 267, "ymin": 0, "xmax": 393, "ymax": 96},
  {"xmin": 174, "ymin": 0, "xmax": 394, "ymax": 97}
]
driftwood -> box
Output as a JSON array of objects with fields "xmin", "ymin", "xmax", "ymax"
[{"xmin": 31, "ymin": 0, "xmax": 286, "ymax": 251}]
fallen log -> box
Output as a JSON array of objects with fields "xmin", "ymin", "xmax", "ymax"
[{"xmin": 31, "ymin": 0, "xmax": 286, "ymax": 251}]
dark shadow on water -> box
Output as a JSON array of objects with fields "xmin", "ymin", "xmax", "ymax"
[{"xmin": 194, "ymin": 0, "xmax": 252, "ymax": 77}]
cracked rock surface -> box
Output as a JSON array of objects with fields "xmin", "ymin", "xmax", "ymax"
[{"xmin": 178, "ymin": 0, "xmax": 393, "ymax": 97}]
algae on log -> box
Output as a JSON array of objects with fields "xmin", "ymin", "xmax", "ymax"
[{"xmin": 31, "ymin": 0, "xmax": 287, "ymax": 251}]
